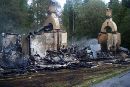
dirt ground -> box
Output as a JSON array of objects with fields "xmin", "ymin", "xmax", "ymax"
[{"xmin": 0, "ymin": 64, "xmax": 129, "ymax": 87}]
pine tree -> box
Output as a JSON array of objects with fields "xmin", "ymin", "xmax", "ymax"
[
  {"xmin": 0, "ymin": 0, "xmax": 29, "ymax": 33},
  {"xmin": 122, "ymin": 0, "xmax": 130, "ymax": 8}
]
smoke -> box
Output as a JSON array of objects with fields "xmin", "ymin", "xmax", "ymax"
[{"xmin": 69, "ymin": 38, "xmax": 99, "ymax": 48}]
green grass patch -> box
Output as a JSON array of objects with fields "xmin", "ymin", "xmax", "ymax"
[{"xmin": 75, "ymin": 66, "xmax": 130, "ymax": 87}]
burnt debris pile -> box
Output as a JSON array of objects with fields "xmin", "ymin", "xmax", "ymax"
[
  {"xmin": 0, "ymin": 33, "xmax": 29, "ymax": 69},
  {"xmin": 0, "ymin": 6, "xmax": 130, "ymax": 77},
  {"xmin": 0, "ymin": 32, "xmax": 130, "ymax": 77}
]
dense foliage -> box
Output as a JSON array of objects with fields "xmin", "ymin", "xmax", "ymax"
[
  {"xmin": 29, "ymin": 0, "xmax": 50, "ymax": 30},
  {"xmin": 62, "ymin": 0, "xmax": 130, "ymax": 49},
  {"xmin": 0, "ymin": 0, "xmax": 130, "ymax": 49},
  {"xmin": 0, "ymin": 0, "xmax": 51, "ymax": 33},
  {"xmin": 109, "ymin": 0, "xmax": 130, "ymax": 49},
  {"xmin": 0, "ymin": 0, "xmax": 29, "ymax": 33},
  {"xmin": 62, "ymin": 0, "xmax": 106, "ymax": 40}
]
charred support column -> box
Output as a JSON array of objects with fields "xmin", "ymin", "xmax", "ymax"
[
  {"xmin": 28, "ymin": 35, "xmax": 31, "ymax": 57},
  {"xmin": 28, "ymin": 32, "xmax": 35, "ymax": 65},
  {"xmin": 28, "ymin": 33, "xmax": 32, "ymax": 57},
  {"xmin": 56, "ymin": 29, "xmax": 60, "ymax": 51}
]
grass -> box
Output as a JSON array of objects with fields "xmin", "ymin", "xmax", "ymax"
[
  {"xmin": 74, "ymin": 66, "xmax": 130, "ymax": 87},
  {"xmin": 1, "ymin": 65, "xmax": 130, "ymax": 87}
]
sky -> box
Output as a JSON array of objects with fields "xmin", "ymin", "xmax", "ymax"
[
  {"xmin": 57, "ymin": 0, "xmax": 66, "ymax": 8},
  {"xmin": 58, "ymin": 0, "xmax": 121, "ymax": 7},
  {"xmin": 27, "ymin": 0, "xmax": 66, "ymax": 8},
  {"xmin": 28, "ymin": 0, "xmax": 121, "ymax": 8}
]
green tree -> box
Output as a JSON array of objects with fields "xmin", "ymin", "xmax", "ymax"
[
  {"xmin": 62, "ymin": 0, "xmax": 74, "ymax": 39},
  {"xmin": 109, "ymin": 0, "xmax": 130, "ymax": 49},
  {"xmin": 119, "ymin": 9, "xmax": 130, "ymax": 49},
  {"xmin": 0, "ymin": 0, "xmax": 30, "ymax": 33},
  {"xmin": 29, "ymin": 0, "xmax": 60, "ymax": 30},
  {"xmin": 122, "ymin": 0, "xmax": 130, "ymax": 8},
  {"xmin": 30, "ymin": 0, "xmax": 49, "ymax": 29},
  {"xmin": 62, "ymin": 0, "xmax": 106, "ymax": 40}
]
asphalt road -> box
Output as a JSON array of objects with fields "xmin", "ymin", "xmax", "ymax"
[{"xmin": 92, "ymin": 71, "xmax": 130, "ymax": 87}]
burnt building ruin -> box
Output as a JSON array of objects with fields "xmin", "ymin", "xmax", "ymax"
[
  {"xmin": 0, "ymin": 1, "xmax": 67, "ymax": 68},
  {"xmin": 98, "ymin": 8, "xmax": 121, "ymax": 52},
  {"xmin": 28, "ymin": 1, "xmax": 67, "ymax": 58}
]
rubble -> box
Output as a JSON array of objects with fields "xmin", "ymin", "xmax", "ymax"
[
  {"xmin": 0, "ymin": 6, "xmax": 130, "ymax": 78},
  {"xmin": 0, "ymin": 32, "xmax": 129, "ymax": 77},
  {"xmin": 0, "ymin": 33, "xmax": 29, "ymax": 69}
]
